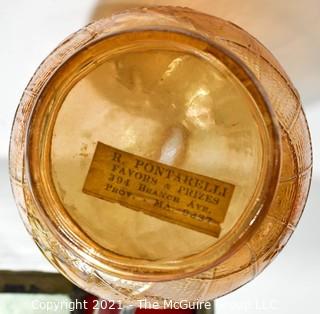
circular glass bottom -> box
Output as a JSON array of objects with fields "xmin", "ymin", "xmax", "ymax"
[{"xmin": 50, "ymin": 43, "xmax": 263, "ymax": 261}]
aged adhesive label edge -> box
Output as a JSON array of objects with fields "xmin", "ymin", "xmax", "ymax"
[{"xmin": 83, "ymin": 142, "xmax": 235, "ymax": 237}]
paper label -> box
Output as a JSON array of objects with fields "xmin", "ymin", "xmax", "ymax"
[{"xmin": 83, "ymin": 142, "xmax": 235, "ymax": 237}]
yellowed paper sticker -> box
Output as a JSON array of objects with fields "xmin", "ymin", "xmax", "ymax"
[{"xmin": 83, "ymin": 142, "xmax": 235, "ymax": 237}]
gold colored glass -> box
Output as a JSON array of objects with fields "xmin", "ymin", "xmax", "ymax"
[{"xmin": 9, "ymin": 6, "xmax": 312, "ymax": 305}]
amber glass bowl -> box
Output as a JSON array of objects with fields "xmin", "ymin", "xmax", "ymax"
[{"xmin": 9, "ymin": 6, "xmax": 312, "ymax": 305}]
